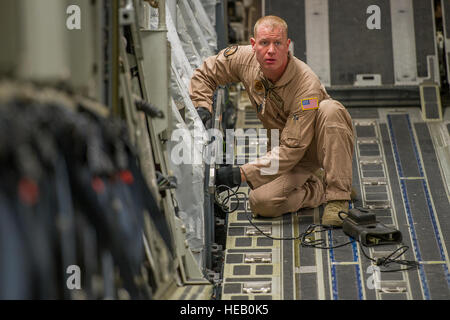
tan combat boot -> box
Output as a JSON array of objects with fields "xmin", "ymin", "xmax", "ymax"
[{"xmin": 322, "ymin": 200, "xmax": 349, "ymax": 227}]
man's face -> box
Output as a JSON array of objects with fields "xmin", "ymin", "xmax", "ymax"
[{"xmin": 250, "ymin": 24, "xmax": 291, "ymax": 81}]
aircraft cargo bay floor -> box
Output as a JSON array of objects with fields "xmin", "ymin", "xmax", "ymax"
[{"xmin": 219, "ymin": 102, "xmax": 450, "ymax": 300}]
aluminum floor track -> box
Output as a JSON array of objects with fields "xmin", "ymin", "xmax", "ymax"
[{"xmin": 219, "ymin": 101, "xmax": 450, "ymax": 300}]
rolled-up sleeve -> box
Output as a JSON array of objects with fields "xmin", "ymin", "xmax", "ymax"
[{"xmin": 189, "ymin": 48, "xmax": 241, "ymax": 113}]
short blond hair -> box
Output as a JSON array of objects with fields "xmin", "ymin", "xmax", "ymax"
[{"xmin": 253, "ymin": 15, "xmax": 288, "ymax": 39}]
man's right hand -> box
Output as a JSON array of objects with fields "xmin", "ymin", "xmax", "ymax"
[{"xmin": 196, "ymin": 106, "xmax": 212, "ymax": 129}]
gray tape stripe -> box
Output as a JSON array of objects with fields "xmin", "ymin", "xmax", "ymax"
[{"xmin": 282, "ymin": 214, "xmax": 295, "ymax": 299}]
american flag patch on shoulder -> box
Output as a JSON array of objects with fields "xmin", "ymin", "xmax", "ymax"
[{"xmin": 300, "ymin": 98, "xmax": 319, "ymax": 111}]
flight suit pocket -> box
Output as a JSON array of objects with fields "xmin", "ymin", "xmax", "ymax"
[{"xmin": 280, "ymin": 111, "xmax": 305, "ymax": 148}]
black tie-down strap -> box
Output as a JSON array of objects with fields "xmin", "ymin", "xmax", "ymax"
[{"xmin": 0, "ymin": 86, "xmax": 174, "ymax": 299}]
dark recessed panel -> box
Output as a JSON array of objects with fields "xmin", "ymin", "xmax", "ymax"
[
  {"xmin": 329, "ymin": 0, "xmax": 394, "ymax": 85},
  {"xmin": 413, "ymin": 0, "xmax": 435, "ymax": 78}
]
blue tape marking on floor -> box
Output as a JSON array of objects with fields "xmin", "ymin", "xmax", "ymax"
[
  {"xmin": 405, "ymin": 115, "xmax": 450, "ymax": 290},
  {"xmin": 351, "ymin": 241, "xmax": 364, "ymax": 300},
  {"xmin": 349, "ymin": 202, "xmax": 364, "ymax": 300},
  {"xmin": 387, "ymin": 114, "xmax": 431, "ymax": 300},
  {"xmin": 327, "ymin": 230, "xmax": 338, "ymax": 300}
]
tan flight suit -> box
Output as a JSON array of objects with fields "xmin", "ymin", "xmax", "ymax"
[{"xmin": 190, "ymin": 45, "xmax": 354, "ymax": 217}]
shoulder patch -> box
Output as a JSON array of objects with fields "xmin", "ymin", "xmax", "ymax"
[
  {"xmin": 300, "ymin": 98, "xmax": 319, "ymax": 111},
  {"xmin": 224, "ymin": 45, "xmax": 239, "ymax": 58}
]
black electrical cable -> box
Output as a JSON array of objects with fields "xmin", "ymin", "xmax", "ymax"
[
  {"xmin": 299, "ymin": 223, "xmax": 355, "ymax": 250},
  {"xmin": 214, "ymin": 185, "xmax": 352, "ymax": 243},
  {"xmin": 359, "ymin": 243, "xmax": 420, "ymax": 272},
  {"xmin": 214, "ymin": 184, "xmax": 419, "ymax": 272},
  {"xmin": 215, "ymin": 184, "xmax": 302, "ymax": 240}
]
